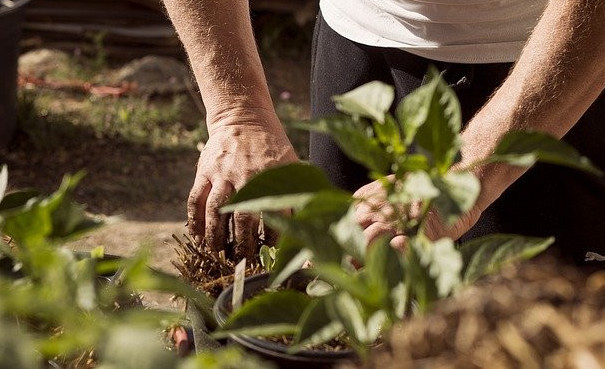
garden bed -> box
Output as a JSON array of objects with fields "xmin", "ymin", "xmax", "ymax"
[{"xmin": 347, "ymin": 252, "xmax": 605, "ymax": 369}]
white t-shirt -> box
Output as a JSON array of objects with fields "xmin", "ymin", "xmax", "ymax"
[{"xmin": 319, "ymin": 0, "xmax": 548, "ymax": 63}]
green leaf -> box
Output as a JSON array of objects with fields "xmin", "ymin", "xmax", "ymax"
[
  {"xmin": 332, "ymin": 81, "xmax": 395, "ymax": 123},
  {"xmin": 332, "ymin": 292, "xmax": 368, "ymax": 343},
  {"xmin": 459, "ymin": 234, "xmax": 554, "ymax": 284},
  {"xmin": 97, "ymin": 326, "xmax": 177, "ymax": 369},
  {"xmin": 432, "ymin": 171, "xmax": 480, "ymax": 225},
  {"xmin": 306, "ymin": 279, "xmax": 334, "ymax": 297},
  {"xmin": 297, "ymin": 117, "xmax": 392, "ymax": 174},
  {"xmin": 90, "ymin": 246, "xmax": 105, "ymax": 259},
  {"xmin": 490, "ymin": 131, "xmax": 603, "ymax": 176},
  {"xmin": 398, "ymin": 68, "xmax": 462, "ymax": 172},
  {"xmin": 269, "ymin": 235, "xmax": 312, "ymax": 288},
  {"xmin": 0, "ymin": 190, "xmax": 39, "ymax": 212},
  {"xmin": 373, "ymin": 113, "xmax": 405, "ymax": 154},
  {"xmin": 402, "ymin": 171, "xmax": 440, "ymax": 201},
  {"xmin": 216, "ymin": 290, "xmax": 312, "ymax": 338},
  {"xmin": 313, "ymin": 264, "xmax": 371, "ymax": 306},
  {"xmin": 222, "ymin": 193, "xmax": 316, "ymax": 213},
  {"xmin": 365, "ymin": 238, "xmax": 405, "ymax": 300},
  {"xmin": 329, "ymin": 206, "xmax": 366, "ymax": 263},
  {"xmin": 0, "ymin": 165, "xmax": 7, "ymax": 203},
  {"xmin": 224, "ymin": 163, "xmax": 335, "ymax": 212},
  {"xmin": 291, "ymin": 296, "xmax": 343, "ymax": 351},
  {"xmin": 259, "ymin": 245, "xmax": 276, "ymax": 271},
  {"xmin": 365, "ymin": 310, "xmax": 388, "ymax": 342},
  {"xmin": 179, "ymin": 347, "xmax": 275, "ymax": 369}
]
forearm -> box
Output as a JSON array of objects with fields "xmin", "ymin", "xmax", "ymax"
[
  {"xmin": 162, "ymin": 0, "xmax": 274, "ymax": 126},
  {"xmin": 460, "ymin": 0, "xmax": 605, "ymax": 210}
]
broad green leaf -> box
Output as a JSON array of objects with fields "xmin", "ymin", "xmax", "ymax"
[
  {"xmin": 97, "ymin": 326, "xmax": 177, "ymax": 369},
  {"xmin": 329, "ymin": 206, "xmax": 366, "ymax": 263},
  {"xmin": 0, "ymin": 319, "xmax": 39, "ymax": 369},
  {"xmin": 313, "ymin": 264, "xmax": 372, "ymax": 306},
  {"xmin": 222, "ymin": 193, "xmax": 316, "ymax": 213},
  {"xmin": 396, "ymin": 154, "xmax": 431, "ymax": 173},
  {"xmin": 459, "ymin": 234, "xmax": 554, "ymax": 284},
  {"xmin": 306, "ymin": 279, "xmax": 334, "ymax": 297},
  {"xmin": 417, "ymin": 237, "xmax": 462, "ymax": 297},
  {"xmin": 390, "ymin": 282, "xmax": 407, "ymax": 319},
  {"xmin": 225, "ymin": 163, "xmax": 335, "ymax": 209},
  {"xmin": 402, "ymin": 171, "xmax": 440, "ymax": 201},
  {"xmin": 179, "ymin": 347, "xmax": 275, "ymax": 369},
  {"xmin": 291, "ymin": 296, "xmax": 343, "ymax": 351},
  {"xmin": 269, "ymin": 234, "xmax": 312, "ymax": 288},
  {"xmin": 259, "ymin": 245, "xmax": 276, "ymax": 271},
  {"xmin": 490, "ymin": 131, "xmax": 603, "ymax": 176},
  {"xmin": 365, "ymin": 310, "xmax": 388, "ymax": 342},
  {"xmin": 396, "ymin": 82, "xmax": 435, "ymax": 146},
  {"xmin": 297, "ymin": 117, "xmax": 392, "ymax": 174},
  {"xmin": 373, "ymin": 113, "xmax": 405, "ymax": 154},
  {"xmin": 364, "ymin": 238, "xmax": 405, "ymax": 303},
  {"xmin": 432, "ymin": 171, "xmax": 480, "ymax": 225},
  {"xmin": 264, "ymin": 214, "xmax": 343, "ymax": 265},
  {"xmin": 0, "ymin": 190, "xmax": 39, "ymax": 212},
  {"xmin": 398, "ymin": 69, "xmax": 462, "ymax": 172},
  {"xmin": 332, "ymin": 81, "xmax": 395, "ymax": 123},
  {"xmin": 0, "ymin": 165, "xmax": 7, "ymax": 203},
  {"xmin": 332, "ymin": 292, "xmax": 368, "ymax": 343},
  {"xmin": 216, "ymin": 290, "xmax": 312, "ymax": 338}
]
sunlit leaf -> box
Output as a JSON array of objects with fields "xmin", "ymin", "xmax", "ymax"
[
  {"xmin": 224, "ymin": 163, "xmax": 335, "ymax": 212},
  {"xmin": 97, "ymin": 326, "xmax": 177, "ymax": 369},
  {"xmin": 490, "ymin": 131, "xmax": 602, "ymax": 176},
  {"xmin": 432, "ymin": 171, "xmax": 480, "ymax": 225},
  {"xmin": 297, "ymin": 117, "xmax": 392, "ymax": 174},
  {"xmin": 291, "ymin": 296, "xmax": 343, "ymax": 351},
  {"xmin": 402, "ymin": 171, "xmax": 440, "ymax": 201},
  {"xmin": 216, "ymin": 290, "xmax": 312, "ymax": 338},
  {"xmin": 332, "ymin": 81, "xmax": 395, "ymax": 123},
  {"xmin": 398, "ymin": 68, "xmax": 462, "ymax": 172},
  {"xmin": 373, "ymin": 113, "xmax": 405, "ymax": 154},
  {"xmin": 330, "ymin": 206, "xmax": 366, "ymax": 263},
  {"xmin": 459, "ymin": 234, "xmax": 554, "ymax": 284},
  {"xmin": 332, "ymin": 292, "xmax": 368, "ymax": 343},
  {"xmin": 306, "ymin": 279, "xmax": 334, "ymax": 297}
]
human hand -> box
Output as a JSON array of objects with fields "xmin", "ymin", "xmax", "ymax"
[
  {"xmin": 187, "ymin": 108, "xmax": 298, "ymax": 260},
  {"xmin": 353, "ymin": 176, "xmax": 483, "ymax": 251}
]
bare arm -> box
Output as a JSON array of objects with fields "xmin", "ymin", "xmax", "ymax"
[
  {"xmin": 357, "ymin": 0, "xmax": 605, "ymax": 245},
  {"xmin": 423, "ymin": 0, "xmax": 605, "ymax": 240},
  {"xmin": 461, "ymin": 0, "xmax": 605, "ymax": 213},
  {"xmin": 163, "ymin": 0, "xmax": 297, "ymax": 259}
]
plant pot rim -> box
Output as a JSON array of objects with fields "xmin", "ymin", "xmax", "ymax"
[
  {"xmin": 213, "ymin": 271, "xmax": 357, "ymax": 360},
  {"xmin": 0, "ymin": 0, "xmax": 30, "ymax": 16}
]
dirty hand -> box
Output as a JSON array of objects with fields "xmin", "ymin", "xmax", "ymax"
[
  {"xmin": 187, "ymin": 108, "xmax": 298, "ymax": 260},
  {"xmin": 353, "ymin": 176, "xmax": 483, "ymax": 251}
]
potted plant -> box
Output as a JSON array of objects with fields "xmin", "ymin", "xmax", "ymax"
[
  {"xmin": 207, "ymin": 69, "xmax": 601, "ymax": 365},
  {"xmin": 0, "ymin": 0, "xmax": 30, "ymax": 147}
]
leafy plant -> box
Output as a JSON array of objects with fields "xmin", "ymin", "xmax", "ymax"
[
  {"xmin": 0, "ymin": 166, "xmax": 270, "ymax": 369},
  {"xmin": 216, "ymin": 69, "xmax": 601, "ymax": 358}
]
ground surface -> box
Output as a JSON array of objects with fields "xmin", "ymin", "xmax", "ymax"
[{"xmin": 1, "ymin": 24, "xmax": 312, "ymax": 308}]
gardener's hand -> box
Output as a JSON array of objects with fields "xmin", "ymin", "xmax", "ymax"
[
  {"xmin": 353, "ymin": 177, "xmax": 483, "ymax": 250},
  {"xmin": 187, "ymin": 108, "xmax": 298, "ymax": 260}
]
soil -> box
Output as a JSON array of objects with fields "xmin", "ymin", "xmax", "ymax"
[{"xmin": 341, "ymin": 253, "xmax": 605, "ymax": 369}]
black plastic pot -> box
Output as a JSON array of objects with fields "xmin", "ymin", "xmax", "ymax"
[
  {"xmin": 213, "ymin": 272, "xmax": 357, "ymax": 369},
  {"xmin": 0, "ymin": 0, "xmax": 29, "ymax": 148}
]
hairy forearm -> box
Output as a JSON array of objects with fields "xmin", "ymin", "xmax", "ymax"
[
  {"xmin": 461, "ymin": 0, "xmax": 605, "ymax": 210},
  {"xmin": 162, "ymin": 0, "xmax": 274, "ymax": 125}
]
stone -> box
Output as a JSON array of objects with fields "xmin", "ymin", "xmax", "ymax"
[
  {"xmin": 18, "ymin": 49, "xmax": 70, "ymax": 78},
  {"xmin": 113, "ymin": 55, "xmax": 193, "ymax": 95}
]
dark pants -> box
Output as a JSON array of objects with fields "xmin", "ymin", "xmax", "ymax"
[{"xmin": 309, "ymin": 13, "xmax": 605, "ymax": 264}]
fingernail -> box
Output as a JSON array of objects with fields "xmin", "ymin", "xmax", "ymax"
[{"xmin": 194, "ymin": 235, "xmax": 202, "ymax": 245}]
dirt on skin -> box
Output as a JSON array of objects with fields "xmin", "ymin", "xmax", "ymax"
[{"xmin": 341, "ymin": 253, "xmax": 605, "ymax": 369}]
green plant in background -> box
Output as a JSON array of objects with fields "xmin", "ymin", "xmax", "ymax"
[
  {"xmin": 0, "ymin": 165, "xmax": 270, "ymax": 369},
  {"xmin": 215, "ymin": 69, "xmax": 602, "ymax": 358}
]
